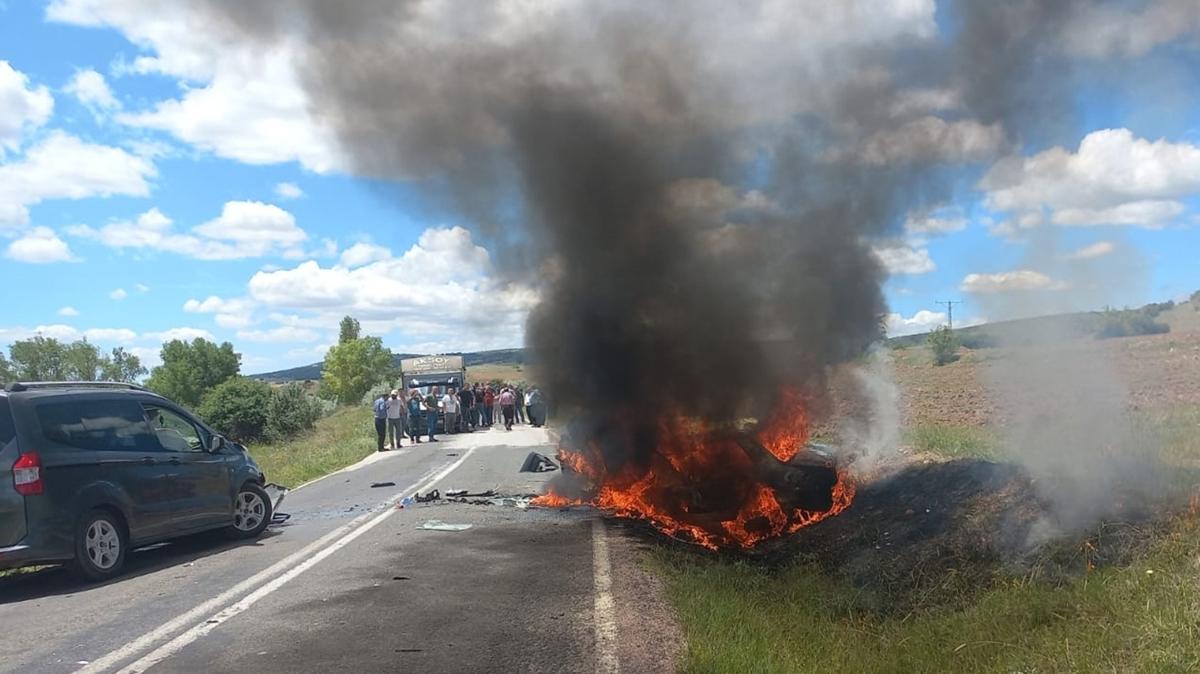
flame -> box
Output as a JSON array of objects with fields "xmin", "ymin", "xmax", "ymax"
[{"xmin": 532, "ymin": 386, "xmax": 856, "ymax": 549}]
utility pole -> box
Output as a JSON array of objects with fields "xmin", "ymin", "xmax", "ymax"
[{"xmin": 936, "ymin": 300, "xmax": 963, "ymax": 330}]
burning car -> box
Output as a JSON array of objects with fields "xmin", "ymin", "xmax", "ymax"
[{"xmin": 534, "ymin": 387, "xmax": 855, "ymax": 550}]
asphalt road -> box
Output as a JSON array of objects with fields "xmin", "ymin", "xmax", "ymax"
[{"xmin": 0, "ymin": 424, "xmax": 680, "ymax": 673}]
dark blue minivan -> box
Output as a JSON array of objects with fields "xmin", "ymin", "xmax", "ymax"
[{"xmin": 0, "ymin": 382, "xmax": 273, "ymax": 581}]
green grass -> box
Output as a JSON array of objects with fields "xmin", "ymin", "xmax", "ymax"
[
  {"xmin": 654, "ymin": 514, "xmax": 1200, "ymax": 673},
  {"xmin": 905, "ymin": 425, "xmax": 1001, "ymax": 460},
  {"xmin": 245, "ymin": 405, "xmax": 376, "ymax": 488}
]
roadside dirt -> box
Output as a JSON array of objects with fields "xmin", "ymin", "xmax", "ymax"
[{"xmin": 826, "ymin": 323, "xmax": 1200, "ymax": 431}]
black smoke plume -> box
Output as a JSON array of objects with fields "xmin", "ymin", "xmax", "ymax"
[{"xmin": 194, "ymin": 0, "xmax": 1093, "ymax": 476}]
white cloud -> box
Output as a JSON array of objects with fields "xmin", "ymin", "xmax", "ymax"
[
  {"xmin": 1063, "ymin": 0, "xmax": 1200, "ymax": 59},
  {"xmin": 48, "ymin": 0, "xmax": 342, "ymax": 172},
  {"xmin": 144, "ymin": 327, "xmax": 215, "ymax": 343},
  {"xmin": 135, "ymin": 283, "xmax": 150, "ymax": 292},
  {"xmin": 339, "ymin": 242, "xmax": 392, "ymax": 268},
  {"xmin": 960, "ymin": 270, "xmax": 1070, "ymax": 294},
  {"xmin": 4, "ymin": 227, "xmax": 77, "ymax": 263},
  {"xmin": 183, "ymin": 295, "xmax": 257, "ymax": 329},
  {"xmin": 109, "ymin": 288, "xmax": 127, "ymax": 300},
  {"xmin": 0, "ymin": 60, "xmax": 54, "ymax": 157},
  {"xmin": 0, "ymin": 131, "xmax": 156, "ymax": 228},
  {"xmin": 872, "ymin": 243, "xmax": 936, "ymax": 275},
  {"xmin": 885, "ymin": 309, "xmax": 946, "ymax": 337},
  {"xmin": 57, "ymin": 306, "xmax": 80, "ymax": 317},
  {"xmin": 70, "ymin": 201, "xmax": 307, "ymax": 260},
  {"xmin": 236, "ymin": 326, "xmax": 320, "ymax": 343},
  {"xmin": 981, "ymin": 128, "xmax": 1200, "ymax": 231},
  {"xmin": 246, "ymin": 226, "xmax": 536, "ymax": 352},
  {"xmin": 1064, "ymin": 241, "xmax": 1116, "ymax": 261},
  {"xmin": 274, "ymin": 182, "xmax": 304, "ymax": 200},
  {"xmin": 85, "ymin": 327, "xmax": 137, "ymax": 342},
  {"xmin": 64, "ymin": 68, "xmax": 119, "ymax": 109}
]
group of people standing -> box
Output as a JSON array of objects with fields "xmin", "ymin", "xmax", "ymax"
[{"xmin": 372, "ymin": 383, "xmax": 546, "ymax": 451}]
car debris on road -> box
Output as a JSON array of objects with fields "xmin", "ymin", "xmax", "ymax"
[{"xmin": 420, "ymin": 520, "xmax": 473, "ymax": 532}]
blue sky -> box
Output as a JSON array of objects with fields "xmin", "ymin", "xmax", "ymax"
[{"xmin": 1, "ymin": 1, "xmax": 1199, "ymax": 373}]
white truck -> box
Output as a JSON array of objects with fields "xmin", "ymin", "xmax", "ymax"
[{"xmin": 399, "ymin": 355, "xmax": 467, "ymax": 434}]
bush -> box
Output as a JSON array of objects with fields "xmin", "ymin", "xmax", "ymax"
[
  {"xmin": 1095, "ymin": 308, "xmax": 1170, "ymax": 339},
  {"xmin": 266, "ymin": 384, "xmax": 328, "ymax": 441},
  {"xmin": 927, "ymin": 325, "xmax": 959, "ymax": 366},
  {"xmin": 198, "ymin": 377, "xmax": 272, "ymax": 442}
]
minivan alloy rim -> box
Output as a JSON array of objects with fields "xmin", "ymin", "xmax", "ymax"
[
  {"xmin": 86, "ymin": 520, "xmax": 120, "ymax": 570},
  {"xmin": 234, "ymin": 490, "xmax": 265, "ymax": 531}
]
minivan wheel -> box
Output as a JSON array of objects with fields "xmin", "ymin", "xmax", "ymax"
[
  {"xmin": 70, "ymin": 510, "xmax": 127, "ymax": 582},
  {"xmin": 227, "ymin": 483, "xmax": 272, "ymax": 539}
]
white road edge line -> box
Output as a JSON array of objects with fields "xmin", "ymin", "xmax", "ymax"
[
  {"xmin": 74, "ymin": 447, "xmax": 478, "ymax": 674},
  {"xmin": 592, "ymin": 518, "xmax": 620, "ymax": 674}
]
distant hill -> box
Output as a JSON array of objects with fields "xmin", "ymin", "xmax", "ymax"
[
  {"xmin": 251, "ymin": 348, "xmax": 527, "ymax": 382},
  {"xmin": 886, "ymin": 299, "xmax": 1183, "ymax": 349}
]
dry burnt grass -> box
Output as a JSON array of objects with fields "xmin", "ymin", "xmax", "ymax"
[
  {"xmin": 762, "ymin": 459, "xmax": 1186, "ymax": 613},
  {"xmin": 628, "ymin": 457, "xmax": 1195, "ymax": 615}
]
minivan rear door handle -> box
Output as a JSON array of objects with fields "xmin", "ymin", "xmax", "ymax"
[{"xmin": 141, "ymin": 457, "xmax": 158, "ymax": 466}]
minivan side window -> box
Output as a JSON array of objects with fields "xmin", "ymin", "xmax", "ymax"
[
  {"xmin": 144, "ymin": 405, "xmax": 204, "ymax": 453},
  {"xmin": 35, "ymin": 399, "xmax": 158, "ymax": 452}
]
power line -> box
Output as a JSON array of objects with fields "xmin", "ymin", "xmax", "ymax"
[{"xmin": 936, "ymin": 300, "xmax": 963, "ymax": 330}]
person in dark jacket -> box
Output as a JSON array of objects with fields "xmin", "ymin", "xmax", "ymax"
[
  {"xmin": 372, "ymin": 392, "xmax": 388, "ymax": 451},
  {"xmin": 406, "ymin": 390, "xmax": 423, "ymax": 443},
  {"xmin": 424, "ymin": 386, "xmax": 440, "ymax": 441},
  {"xmin": 458, "ymin": 386, "xmax": 475, "ymax": 431}
]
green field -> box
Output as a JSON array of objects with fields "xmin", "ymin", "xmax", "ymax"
[{"xmin": 245, "ymin": 406, "xmax": 376, "ymax": 488}]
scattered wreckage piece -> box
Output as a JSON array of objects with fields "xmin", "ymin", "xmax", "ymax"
[
  {"xmin": 420, "ymin": 520, "xmax": 473, "ymax": 532},
  {"xmin": 520, "ymin": 452, "xmax": 559, "ymax": 473}
]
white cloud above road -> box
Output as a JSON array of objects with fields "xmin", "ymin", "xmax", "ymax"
[
  {"xmin": 873, "ymin": 242, "xmax": 936, "ymax": 275},
  {"xmin": 0, "ymin": 131, "xmax": 156, "ymax": 228},
  {"xmin": 70, "ymin": 201, "xmax": 307, "ymax": 260},
  {"xmin": 0, "ymin": 61, "xmax": 53, "ymax": 158},
  {"xmin": 1064, "ymin": 241, "xmax": 1116, "ymax": 260},
  {"xmin": 339, "ymin": 242, "xmax": 392, "ymax": 268},
  {"xmin": 981, "ymin": 128, "xmax": 1200, "ymax": 231},
  {"xmin": 885, "ymin": 309, "xmax": 946, "ymax": 337},
  {"xmin": 47, "ymin": 0, "xmax": 344, "ymax": 173},
  {"xmin": 143, "ymin": 327, "xmax": 215, "ymax": 343},
  {"xmin": 57, "ymin": 306, "xmax": 79, "ymax": 317},
  {"xmin": 4, "ymin": 227, "xmax": 77, "ymax": 263},
  {"xmin": 244, "ymin": 226, "xmax": 536, "ymax": 351},
  {"xmin": 236, "ymin": 326, "xmax": 320, "ymax": 343},
  {"xmin": 960, "ymin": 270, "xmax": 1070, "ymax": 294},
  {"xmin": 109, "ymin": 288, "xmax": 127, "ymax": 300},
  {"xmin": 64, "ymin": 68, "xmax": 119, "ymax": 110},
  {"xmin": 274, "ymin": 182, "xmax": 304, "ymax": 200}
]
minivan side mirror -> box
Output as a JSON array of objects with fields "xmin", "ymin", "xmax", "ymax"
[{"xmin": 207, "ymin": 435, "xmax": 226, "ymax": 452}]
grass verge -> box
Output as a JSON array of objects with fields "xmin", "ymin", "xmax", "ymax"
[
  {"xmin": 654, "ymin": 512, "xmax": 1200, "ymax": 673},
  {"xmin": 905, "ymin": 424, "xmax": 1001, "ymax": 460},
  {"xmin": 245, "ymin": 405, "xmax": 375, "ymax": 488}
]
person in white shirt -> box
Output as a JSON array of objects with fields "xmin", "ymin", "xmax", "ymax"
[
  {"xmin": 442, "ymin": 387, "xmax": 461, "ymax": 434},
  {"xmin": 386, "ymin": 389, "xmax": 406, "ymax": 449}
]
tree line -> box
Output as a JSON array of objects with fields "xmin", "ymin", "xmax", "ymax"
[{"xmin": 0, "ymin": 315, "xmax": 393, "ymax": 444}]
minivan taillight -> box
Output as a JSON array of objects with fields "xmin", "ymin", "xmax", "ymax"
[{"xmin": 13, "ymin": 452, "xmax": 43, "ymax": 496}]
